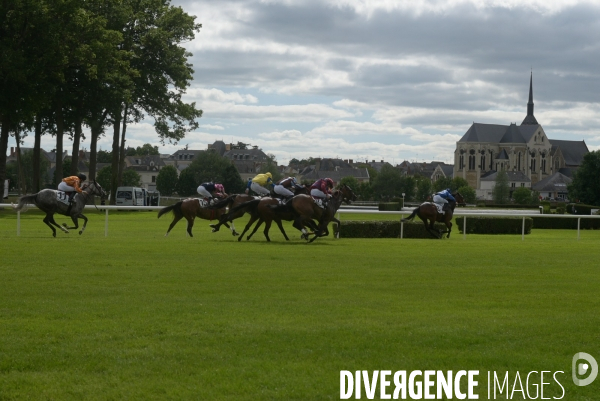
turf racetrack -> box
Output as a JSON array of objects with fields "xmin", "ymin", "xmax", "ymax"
[{"xmin": 1, "ymin": 209, "xmax": 599, "ymax": 400}]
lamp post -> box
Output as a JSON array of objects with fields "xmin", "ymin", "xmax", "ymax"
[{"xmin": 402, "ymin": 193, "xmax": 405, "ymax": 210}]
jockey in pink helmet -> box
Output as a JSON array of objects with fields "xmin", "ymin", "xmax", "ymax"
[{"xmin": 197, "ymin": 182, "xmax": 225, "ymax": 205}]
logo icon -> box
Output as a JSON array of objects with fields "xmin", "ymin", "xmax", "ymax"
[{"xmin": 572, "ymin": 352, "xmax": 598, "ymax": 386}]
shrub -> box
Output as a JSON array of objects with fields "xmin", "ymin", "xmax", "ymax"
[
  {"xmin": 339, "ymin": 221, "xmax": 449, "ymax": 239},
  {"xmin": 378, "ymin": 202, "xmax": 401, "ymax": 211},
  {"xmin": 455, "ymin": 217, "xmax": 532, "ymax": 235},
  {"xmin": 532, "ymin": 216, "xmax": 600, "ymax": 229},
  {"xmin": 540, "ymin": 201, "xmax": 551, "ymax": 214},
  {"xmin": 566, "ymin": 203, "xmax": 600, "ymax": 215}
]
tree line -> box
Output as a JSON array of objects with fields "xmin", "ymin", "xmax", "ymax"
[{"xmin": 1, "ymin": 0, "xmax": 202, "ymax": 204}]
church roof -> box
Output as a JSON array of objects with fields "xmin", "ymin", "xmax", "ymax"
[
  {"xmin": 495, "ymin": 149, "xmax": 510, "ymax": 160},
  {"xmin": 500, "ymin": 123, "xmax": 525, "ymax": 143},
  {"xmin": 549, "ymin": 140, "xmax": 589, "ymax": 167},
  {"xmin": 531, "ymin": 172, "xmax": 572, "ymax": 192},
  {"xmin": 459, "ymin": 123, "xmax": 510, "ymax": 143}
]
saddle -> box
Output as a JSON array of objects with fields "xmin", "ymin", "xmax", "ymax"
[
  {"xmin": 422, "ymin": 201, "xmax": 444, "ymax": 215},
  {"xmin": 56, "ymin": 191, "xmax": 73, "ymax": 206},
  {"xmin": 311, "ymin": 196, "xmax": 326, "ymax": 209}
]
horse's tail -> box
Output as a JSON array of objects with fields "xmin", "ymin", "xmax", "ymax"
[
  {"xmin": 206, "ymin": 194, "xmax": 236, "ymax": 209},
  {"xmin": 157, "ymin": 201, "xmax": 183, "ymax": 219},
  {"xmin": 12, "ymin": 194, "xmax": 38, "ymax": 212},
  {"xmin": 401, "ymin": 207, "xmax": 419, "ymax": 222}
]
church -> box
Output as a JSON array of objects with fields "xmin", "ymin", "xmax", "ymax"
[{"xmin": 452, "ymin": 74, "xmax": 588, "ymax": 200}]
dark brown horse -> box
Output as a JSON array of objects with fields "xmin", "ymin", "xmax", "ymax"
[
  {"xmin": 207, "ymin": 194, "xmax": 258, "ymax": 233},
  {"xmin": 212, "ymin": 185, "xmax": 310, "ymax": 241},
  {"xmin": 269, "ymin": 184, "xmax": 357, "ymax": 242},
  {"xmin": 158, "ymin": 194, "xmax": 234, "ymax": 237},
  {"xmin": 400, "ymin": 192, "xmax": 465, "ymax": 238}
]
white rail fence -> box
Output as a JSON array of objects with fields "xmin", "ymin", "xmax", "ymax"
[{"xmin": 2, "ymin": 204, "xmax": 600, "ymax": 240}]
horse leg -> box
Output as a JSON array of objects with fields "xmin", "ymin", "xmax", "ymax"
[
  {"xmin": 43, "ymin": 214, "xmax": 58, "ymax": 237},
  {"xmin": 445, "ymin": 220, "xmax": 453, "ymax": 238},
  {"xmin": 238, "ymin": 215, "xmax": 258, "ymax": 242},
  {"xmin": 49, "ymin": 214, "xmax": 69, "ymax": 234},
  {"xmin": 248, "ymin": 219, "xmax": 264, "ymax": 241},
  {"xmin": 78, "ymin": 214, "xmax": 88, "ymax": 235},
  {"xmin": 274, "ymin": 219, "xmax": 289, "ymax": 241},
  {"xmin": 62, "ymin": 214, "xmax": 80, "ymax": 230},
  {"xmin": 263, "ymin": 220, "xmax": 272, "ymax": 242},
  {"xmin": 186, "ymin": 217, "xmax": 195, "ymax": 237},
  {"xmin": 165, "ymin": 215, "xmax": 183, "ymax": 237}
]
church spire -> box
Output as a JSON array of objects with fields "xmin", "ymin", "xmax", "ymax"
[{"xmin": 521, "ymin": 71, "xmax": 538, "ymax": 125}]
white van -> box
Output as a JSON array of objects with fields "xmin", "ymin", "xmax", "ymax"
[{"xmin": 115, "ymin": 187, "xmax": 146, "ymax": 206}]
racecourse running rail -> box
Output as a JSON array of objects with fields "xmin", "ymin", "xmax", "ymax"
[{"xmin": 1, "ymin": 203, "xmax": 599, "ymax": 240}]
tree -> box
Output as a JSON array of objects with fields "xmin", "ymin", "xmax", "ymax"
[
  {"xmin": 433, "ymin": 176, "xmax": 453, "ymax": 192},
  {"xmin": 340, "ymin": 176, "xmax": 360, "ymax": 190},
  {"xmin": 175, "ymin": 167, "xmax": 197, "ymax": 196},
  {"xmin": 135, "ymin": 143, "xmax": 160, "ymax": 156},
  {"xmin": 493, "ymin": 170, "xmax": 510, "ymax": 204},
  {"xmin": 568, "ymin": 150, "xmax": 600, "ymax": 205},
  {"xmin": 97, "ymin": 165, "xmax": 141, "ymax": 196},
  {"xmin": 371, "ymin": 164, "xmax": 403, "ymax": 199},
  {"xmin": 156, "ymin": 165, "xmax": 178, "ymax": 196},
  {"xmin": 457, "ymin": 185, "xmax": 477, "ymax": 204},
  {"xmin": 97, "ymin": 150, "xmax": 113, "ymax": 163},
  {"xmin": 262, "ymin": 154, "xmax": 282, "ymax": 182},
  {"xmin": 416, "ymin": 178, "xmax": 433, "ymax": 202},
  {"xmin": 451, "ymin": 177, "xmax": 470, "ymax": 192},
  {"xmin": 178, "ymin": 152, "xmax": 244, "ymax": 196},
  {"xmin": 513, "ymin": 187, "xmax": 530, "ymax": 205}
]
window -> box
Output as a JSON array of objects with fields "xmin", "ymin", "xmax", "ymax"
[
  {"xmin": 521, "ymin": 183, "xmax": 525, "ymax": 187},
  {"xmin": 511, "ymin": 183, "xmax": 516, "ymax": 188},
  {"xmin": 518, "ymin": 152, "xmax": 521, "ymax": 171},
  {"xmin": 459, "ymin": 155, "xmax": 464, "ymax": 170},
  {"xmin": 469, "ymin": 155, "xmax": 475, "ymax": 170},
  {"xmin": 480, "ymin": 155, "xmax": 485, "ymax": 170},
  {"xmin": 531, "ymin": 158, "xmax": 536, "ymax": 173},
  {"xmin": 152, "ymin": 176, "xmax": 156, "ymax": 183}
]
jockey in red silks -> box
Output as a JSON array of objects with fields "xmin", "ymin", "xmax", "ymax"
[{"xmin": 310, "ymin": 178, "xmax": 334, "ymax": 201}]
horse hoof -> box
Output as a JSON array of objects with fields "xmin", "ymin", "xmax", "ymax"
[
  {"xmin": 62, "ymin": 223, "xmax": 67, "ymax": 227},
  {"xmin": 79, "ymin": 231, "xmax": 83, "ymax": 235},
  {"xmin": 233, "ymin": 232, "xmax": 239, "ymax": 236}
]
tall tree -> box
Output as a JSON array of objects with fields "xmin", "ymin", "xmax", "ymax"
[
  {"xmin": 568, "ymin": 150, "xmax": 600, "ymax": 205},
  {"xmin": 156, "ymin": 165, "xmax": 179, "ymax": 196},
  {"xmin": 493, "ymin": 170, "xmax": 510, "ymax": 204}
]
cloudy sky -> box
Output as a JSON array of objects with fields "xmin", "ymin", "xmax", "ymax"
[{"xmin": 11, "ymin": 0, "xmax": 600, "ymax": 165}]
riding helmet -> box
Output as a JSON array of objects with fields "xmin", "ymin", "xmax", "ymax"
[{"xmin": 77, "ymin": 173, "xmax": 87, "ymax": 181}]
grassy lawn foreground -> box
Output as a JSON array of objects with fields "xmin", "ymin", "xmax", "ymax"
[{"xmin": 1, "ymin": 209, "xmax": 599, "ymax": 400}]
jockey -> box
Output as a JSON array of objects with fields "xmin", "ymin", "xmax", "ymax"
[
  {"xmin": 58, "ymin": 173, "xmax": 86, "ymax": 202},
  {"xmin": 246, "ymin": 172, "xmax": 273, "ymax": 196},
  {"xmin": 273, "ymin": 177, "xmax": 302, "ymax": 200},
  {"xmin": 310, "ymin": 178, "xmax": 334, "ymax": 204},
  {"xmin": 433, "ymin": 188, "xmax": 456, "ymax": 213},
  {"xmin": 197, "ymin": 182, "xmax": 225, "ymax": 205}
]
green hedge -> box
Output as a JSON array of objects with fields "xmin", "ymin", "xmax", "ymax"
[
  {"xmin": 378, "ymin": 202, "xmax": 401, "ymax": 211},
  {"xmin": 340, "ymin": 221, "xmax": 449, "ymax": 239},
  {"xmin": 532, "ymin": 216, "xmax": 600, "ymax": 230},
  {"xmin": 455, "ymin": 217, "xmax": 532, "ymax": 235},
  {"xmin": 566, "ymin": 203, "xmax": 600, "ymax": 215}
]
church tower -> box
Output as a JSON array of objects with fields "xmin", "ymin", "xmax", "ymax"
[{"xmin": 521, "ymin": 72, "xmax": 538, "ymax": 125}]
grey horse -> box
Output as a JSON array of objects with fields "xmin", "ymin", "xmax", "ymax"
[{"xmin": 12, "ymin": 181, "xmax": 106, "ymax": 237}]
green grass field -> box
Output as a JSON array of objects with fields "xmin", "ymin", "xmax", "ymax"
[{"xmin": 1, "ymin": 209, "xmax": 599, "ymax": 400}]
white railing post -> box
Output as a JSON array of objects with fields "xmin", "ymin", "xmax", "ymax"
[
  {"xmin": 463, "ymin": 216, "xmax": 466, "ymax": 240},
  {"xmin": 400, "ymin": 217, "xmax": 404, "ymax": 239},
  {"xmin": 577, "ymin": 218, "xmax": 581, "ymax": 241}
]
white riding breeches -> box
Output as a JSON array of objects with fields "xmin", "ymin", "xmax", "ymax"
[
  {"xmin": 433, "ymin": 194, "xmax": 448, "ymax": 205},
  {"xmin": 274, "ymin": 185, "xmax": 294, "ymax": 197},
  {"xmin": 197, "ymin": 186, "xmax": 212, "ymax": 198},
  {"xmin": 250, "ymin": 182, "xmax": 271, "ymax": 195},
  {"xmin": 311, "ymin": 188, "xmax": 326, "ymax": 199},
  {"xmin": 58, "ymin": 182, "xmax": 75, "ymax": 192}
]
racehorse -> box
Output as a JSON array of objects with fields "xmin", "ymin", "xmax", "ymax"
[
  {"xmin": 206, "ymin": 193, "xmax": 258, "ymax": 233},
  {"xmin": 269, "ymin": 184, "xmax": 357, "ymax": 242},
  {"xmin": 400, "ymin": 192, "xmax": 465, "ymax": 238},
  {"xmin": 157, "ymin": 194, "xmax": 234, "ymax": 237},
  {"xmin": 221, "ymin": 185, "xmax": 311, "ymax": 242},
  {"xmin": 12, "ymin": 181, "xmax": 106, "ymax": 237}
]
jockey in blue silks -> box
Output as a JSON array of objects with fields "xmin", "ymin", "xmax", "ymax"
[{"xmin": 433, "ymin": 188, "xmax": 455, "ymax": 213}]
